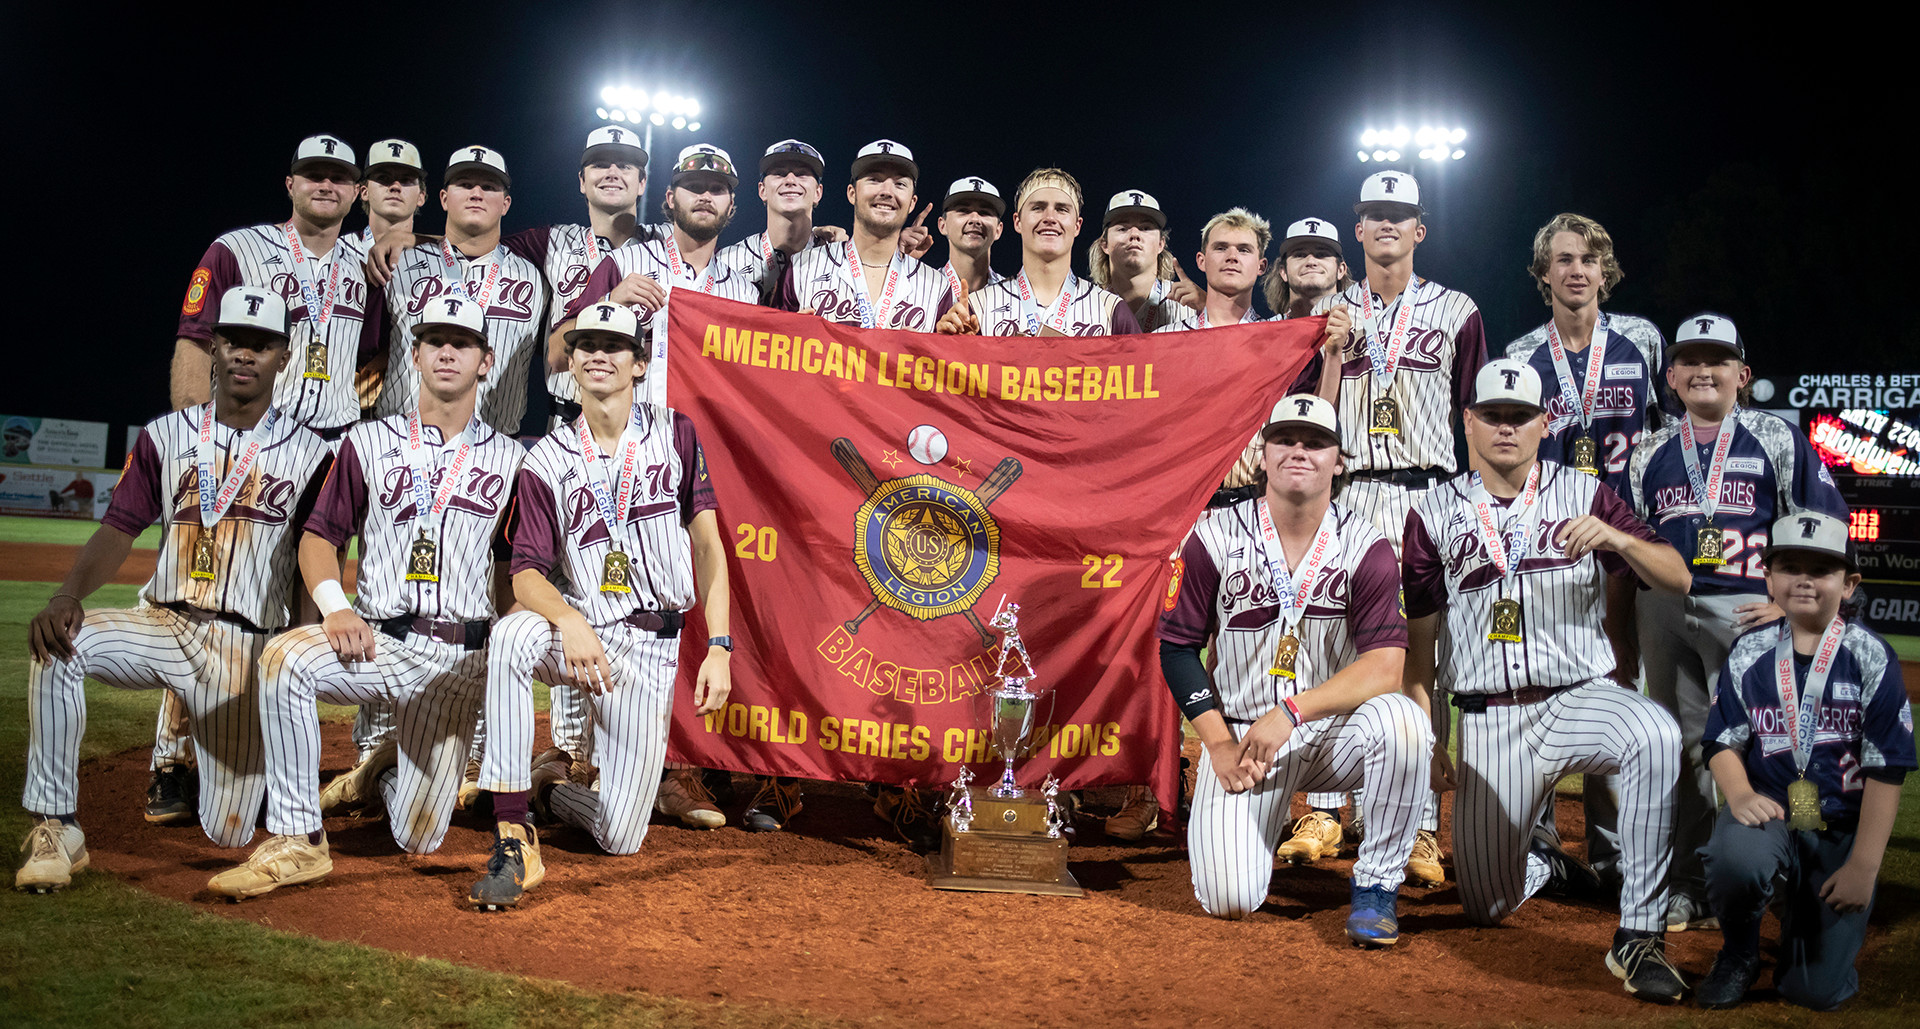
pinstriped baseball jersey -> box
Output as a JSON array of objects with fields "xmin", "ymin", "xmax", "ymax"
[
  {"xmin": 304, "ymin": 415, "xmax": 523, "ymax": 622},
  {"xmin": 373, "ymin": 244, "xmax": 546, "ymax": 431},
  {"xmin": 1707, "ymin": 622, "xmax": 1916, "ymax": 822},
  {"xmin": 1402, "ymin": 462, "xmax": 1661, "ymax": 694},
  {"xmin": 1507, "ymin": 326, "xmax": 1653, "ymax": 495},
  {"xmin": 177, "ymin": 225, "xmax": 380, "ymax": 432},
  {"xmin": 966, "ymin": 276, "xmax": 1144, "ymax": 336},
  {"xmin": 105, "ymin": 406, "xmax": 330, "ymax": 630},
  {"xmin": 1134, "ymin": 291, "xmax": 1193, "ymax": 333},
  {"xmin": 717, "ymin": 231, "xmax": 831, "ymax": 290},
  {"xmin": 1626, "ymin": 408, "xmax": 1847, "ymax": 597},
  {"xmin": 508, "ymin": 403, "xmax": 717, "ymax": 623},
  {"xmin": 1151, "ymin": 306, "xmax": 1262, "ymax": 333},
  {"xmin": 1159, "ymin": 501, "xmax": 1406, "ymax": 722},
  {"xmin": 504, "ymin": 222, "xmax": 664, "ymax": 406},
  {"xmin": 1310, "ymin": 278, "xmax": 1488, "ymax": 472},
  {"xmin": 562, "ymin": 238, "xmax": 761, "ymax": 323},
  {"xmin": 774, "ymin": 242, "xmax": 953, "ymax": 331}
]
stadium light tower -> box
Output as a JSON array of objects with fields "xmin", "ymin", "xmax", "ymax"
[
  {"xmin": 1356, "ymin": 124, "xmax": 1467, "ymax": 166},
  {"xmin": 595, "ymin": 84, "xmax": 706, "ymax": 191}
]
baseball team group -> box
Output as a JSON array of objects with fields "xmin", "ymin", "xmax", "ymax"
[{"xmin": 12, "ymin": 126, "xmax": 1914, "ymax": 1013}]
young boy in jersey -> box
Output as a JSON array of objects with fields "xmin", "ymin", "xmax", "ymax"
[
  {"xmin": 17, "ymin": 288, "xmax": 330, "ymax": 892},
  {"xmin": 1625, "ymin": 313, "xmax": 1849, "ymax": 931},
  {"xmin": 1695, "ymin": 511, "xmax": 1913, "ymax": 1010},
  {"xmin": 1404, "ymin": 359, "xmax": 1694, "ymax": 1001},
  {"xmin": 1160, "ymin": 394, "xmax": 1431, "ymax": 944},
  {"xmin": 470, "ymin": 301, "xmax": 733, "ymax": 907},
  {"xmin": 205, "ymin": 294, "xmax": 524, "ymax": 901}
]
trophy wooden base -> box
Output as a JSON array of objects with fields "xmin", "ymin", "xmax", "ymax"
[{"xmin": 926, "ymin": 788, "xmax": 1082, "ymax": 897}]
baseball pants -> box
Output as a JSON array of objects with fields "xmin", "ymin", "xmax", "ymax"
[
  {"xmin": 257, "ymin": 625, "xmax": 487, "ymax": 853},
  {"xmin": 481, "ymin": 610, "xmax": 676, "ymax": 856},
  {"xmin": 1703, "ymin": 806, "xmax": 1870, "ymax": 1010},
  {"xmin": 1453, "ymin": 679, "xmax": 1680, "ymax": 933},
  {"xmin": 24, "ymin": 605, "xmax": 267, "ymax": 848},
  {"xmin": 1636, "ymin": 588, "xmax": 1750, "ymax": 901},
  {"xmin": 1188, "ymin": 693, "xmax": 1433, "ymax": 919}
]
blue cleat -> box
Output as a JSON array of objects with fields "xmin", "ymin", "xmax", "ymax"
[{"xmin": 1346, "ymin": 883, "xmax": 1400, "ymax": 947}]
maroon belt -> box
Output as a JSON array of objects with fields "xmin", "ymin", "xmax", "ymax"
[
  {"xmin": 376, "ymin": 615, "xmax": 490, "ymax": 650},
  {"xmin": 1451, "ymin": 683, "xmax": 1578, "ymax": 712}
]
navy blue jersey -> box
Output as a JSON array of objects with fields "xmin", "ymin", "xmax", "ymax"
[
  {"xmin": 1705, "ymin": 622, "xmax": 1916, "ymax": 823},
  {"xmin": 1626, "ymin": 408, "xmax": 1847, "ymax": 597},
  {"xmin": 1512, "ymin": 326, "xmax": 1653, "ymax": 498}
]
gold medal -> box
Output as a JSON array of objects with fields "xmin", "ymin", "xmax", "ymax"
[
  {"xmin": 1571, "ymin": 435, "xmax": 1599, "ymax": 475},
  {"xmin": 1489, "ymin": 597, "xmax": 1523, "ymax": 643},
  {"xmin": 1694, "ymin": 523, "xmax": 1726, "ymax": 566},
  {"xmin": 1786, "ymin": 776, "xmax": 1826, "ymax": 831},
  {"xmin": 600, "ymin": 550, "xmax": 633, "ymax": 594},
  {"xmin": 190, "ymin": 530, "xmax": 217, "ymax": 581},
  {"xmin": 1369, "ymin": 395, "xmax": 1401, "ymax": 435},
  {"xmin": 302, "ymin": 337, "xmax": 330, "ymax": 381},
  {"xmin": 1268, "ymin": 633, "xmax": 1300, "ymax": 679},
  {"xmin": 405, "ymin": 531, "xmax": 439, "ymax": 582}
]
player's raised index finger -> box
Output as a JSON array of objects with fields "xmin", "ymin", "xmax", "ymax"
[{"xmin": 912, "ymin": 202, "xmax": 932, "ymax": 227}]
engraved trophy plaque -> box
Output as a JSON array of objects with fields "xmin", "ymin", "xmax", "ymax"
[{"xmin": 929, "ymin": 599, "xmax": 1082, "ymax": 897}]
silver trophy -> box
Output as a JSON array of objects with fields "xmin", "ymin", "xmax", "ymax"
[
  {"xmin": 1042, "ymin": 775, "xmax": 1066, "ymax": 839},
  {"xmin": 984, "ymin": 598, "xmax": 1045, "ymax": 799},
  {"xmin": 948, "ymin": 767, "xmax": 975, "ymax": 833}
]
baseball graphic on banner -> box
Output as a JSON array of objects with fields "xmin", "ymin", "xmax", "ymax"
[{"xmin": 906, "ymin": 424, "xmax": 948, "ymax": 465}]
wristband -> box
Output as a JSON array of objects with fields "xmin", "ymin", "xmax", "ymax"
[
  {"xmin": 1282, "ymin": 696, "xmax": 1303, "ymax": 728},
  {"xmin": 312, "ymin": 579, "xmax": 351, "ymax": 618}
]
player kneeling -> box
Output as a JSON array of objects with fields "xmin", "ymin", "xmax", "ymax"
[
  {"xmin": 471, "ymin": 302, "xmax": 732, "ymax": 907},
  {"xmin": 1403, "ymin": 360, "xmax": 1692, "ymax": 1001},
  {"xmin": 208, "ymin": 296, "xmax": 524, "ymax": 900},
  {"xmin": 1160, "ymin": 395, "xmax": 1432, "ymax": 945},
  {"xmin": 17, "ymin": 288, "xmax": 329, "ymax": 893},
  {"xmin": 1695, "ymin": 513, "xmax": 1913, "ymax": 1011}
]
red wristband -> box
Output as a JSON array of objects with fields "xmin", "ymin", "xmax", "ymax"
[{"xmin": 1282, "ymin": 696, "xmax": 1303, "ymax": 727}]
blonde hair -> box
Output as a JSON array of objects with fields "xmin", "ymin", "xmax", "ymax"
[
  {"xmin": 1529, "ymin": 212, "xmax": 1624, "ymax": 305},
  {"xmin": 1200, "ymin": 207, "xmax": 1271, "ymax": 254},
  {"xmin": 1013, "ymin": 168, "xmax": 1084, "ymax": 214}
]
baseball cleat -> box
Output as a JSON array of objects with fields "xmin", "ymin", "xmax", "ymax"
[
  {"xmin": 1104, "ymin": 786, "xmax": 1159, "ymax": 841},
  {"xmin": 1534, "ymin": 835, "xmax": 1605, "ymax": 900},
  {"xmin": 456, "ymin": 756, "xmax": 483, "ymax": 812},
  {"xmin": 874, "ymin": 786, "xmax": 944, "ymax": 851},
  {"xmin": 1345, "ymin": 883, "xmax": 1400, "ymax": 947},
  {"xmin": 529, "ymin": 749, "xmax": 569, "ymax": 824},
  {"xmin": 319, "ymin": 738, "xmax": 396, "ymax": 817},
  {"xmin": 469, "ymin": 821, "xmax": 543, "ymax": 911},
  {"xmin": 14, "ymin": 819, "xmax": 88, "ymax": 894},
  {"xmin": 145, "ymin": 763, "xmax": 199, "ymax": 825},
  {"xmin": 655, "ymin": 768, "xmax": 725, "ymax": 829},
  {"xmin": 1404, "ymin": 828, "xmax": 1445, "ymax": 886},
  {"xmin": 1664, "ymin": 893, "xmax": 1720, "ymax": 933},
  {"xmin": 742, "ymin": 776, "xmax": 803, "ymax": 832},
  {"xmin": 1277, "ymin": 811, "xmax": 1344, "ymax": 864},
  {"xmin": 1607, "ymin": 930, "xmax": 1687, "ymax": 1003},
  {"xmin": 1695, "ymin": 948, "xmax": 1760, "ymax": 1009},
  {"xmin": 208, "ymin": 833, "xmax": 332, "ymax": 900}
]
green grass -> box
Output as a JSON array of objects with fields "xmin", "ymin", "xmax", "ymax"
[
  {"xmin": 0, "ymin": 514, "xmax": 162, "ymax": 549},
  {"xmin": 1886, "ymin": 634, "xmax": 1920, "ymax": 663}
]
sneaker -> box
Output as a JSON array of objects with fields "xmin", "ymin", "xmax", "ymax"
[
  {"xmin": 874, "ymin": 786, "xmax": 944, "ymax": 851},
  {"xmin": 1104, "ymin": 786, "xmax": 1159, "ymax": 841},
  {"xmin": 1606, "ymin": 929, "xmax": 1687, "ymax": 1003},
  {"xmin": 1695, "ymin": 949, "xmax": 1760, "ymax": 1009},
  {"xmin": 319, "ymin": 738, "xmax": 397, "ymax": 817},
  {"xmin": 1665, "ymin": 893, "xmax": 1720, "ymax": 932},
  {"xmin": 1345, "ymin": 883, "xmax": 1400, "ymax": 947},
  {"xmin": 1535, "ymin": 835, "xmax": 1605, "ymax": 900},
  {"xmin": 743, "ymin": 776, "xmax": 803, "ymax": 832},
  {"xmin": 1277, "ymin": 811, "xmax": 1344, "ymax": 864},
  {"xmin": 144, "ymin": 764, "xmax": 198, "ymax": 825},
  {"xmin": 529, "ymin": 751, "xmax": 569, "ymax": 824},
  {"xmin": 1405, "ymin": 828, "xmax": 1444, "ymax": 886},
  {"xmin": 655, "ymin": 768, "xmax": 725, "ymax": 829},
  {"xmin": 14, "ymin": 819, "xmax": 88, "ymax": 893},
  {"xmin": 207, "ymin": 833, "xmax": 332, "ymax": 900},
  {"xmin": 469, "ymin": 821, "xmax": 544, "ymax": 910}
]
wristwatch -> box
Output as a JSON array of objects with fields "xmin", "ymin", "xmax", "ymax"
[{"xmin": 708, "ymin": 635, "xmax": 734, "ymax": 652}]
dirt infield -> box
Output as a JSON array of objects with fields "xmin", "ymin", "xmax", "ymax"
[{"xmin": 71, "ymin": 718, "xmax": 1907, "ymax": 1028}]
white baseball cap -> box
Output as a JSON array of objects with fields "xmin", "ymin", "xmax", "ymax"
[
  {"xmin": 214, "ymin": 286, "xmax": 290, "ymax": 343},
  {"xmin": 1260, "ymin": 394, "xmax": 1340, "ymax": 444},
  {"xmin": 444, "ymin": 145, "xmax": 511, "ymax": 189},
  {"xmin": 1470, "ymin": 358, "xmax": 1544, "ymax": 410},
  {"xmin": 582, "ymin": 125, "xmax": 647, "ymax": 168},
  {"xmin": 1104, "ymin": 189, "xmax": 1167, "ymax": 230},
  {"xmin": 412, "ymin": 294, "xmax": 490, "ymax": 349},
  {"xmin": 364, "ymin": 138, "xmax": 422, "ymax": 176},
  {"xmin": 1666, "ymin": 312, "xmax": 1744, "ymax": 362},
  {"xmin": 672, "ymin": 143, "xmax": 738, "ymax": 187},
  {"xmin": 564, "ymin": 301, "xmax": 641, "ymax": 349},
  {"xmin": 760, "ymin": 139, "xmax": 825, "ymax": 179},
  {"xmin": 944, "ymin": 175, "xmax": 1004, "ymax": 217},
  {"xmin": 1763, "ymin": 511, "xmax": 1855, "ymax": 570},
  {"xmin": 1354, "ymin": 171, "xmax": 1422, "ymax": 217},
  {"xmin": 1279, "ymin": 216, "xmax": 1345, "ymax": 258},
  {"xmin": 291, "ymin": 134, "xmax": 357, "ymax": 179},
  {"xmin": 850, "ymin": 139, "xmax": 918, "ymax": 182}
]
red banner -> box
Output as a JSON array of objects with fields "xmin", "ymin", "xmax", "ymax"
[{"xmin": 663, "ymin": 292, "xmax": 1319, "ymax": 807}]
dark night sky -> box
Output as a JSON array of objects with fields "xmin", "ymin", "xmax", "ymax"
[{"xmin": 4, "ymin": 2, "xmax": 1893, "ymax": 443}]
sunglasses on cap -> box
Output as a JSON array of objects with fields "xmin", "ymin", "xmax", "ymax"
[
  {"xmin": 677, "ymin": 151, "xmax": 736, "ymax": 177},
  {"xmin": 765, "ymin": 141, "xmax": 822, "ymax": 164}
]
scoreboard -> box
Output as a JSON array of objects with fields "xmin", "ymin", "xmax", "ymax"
[{"xmin": 1799, "ymin": 407, "xmax": 1920, "ymax": 634}]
